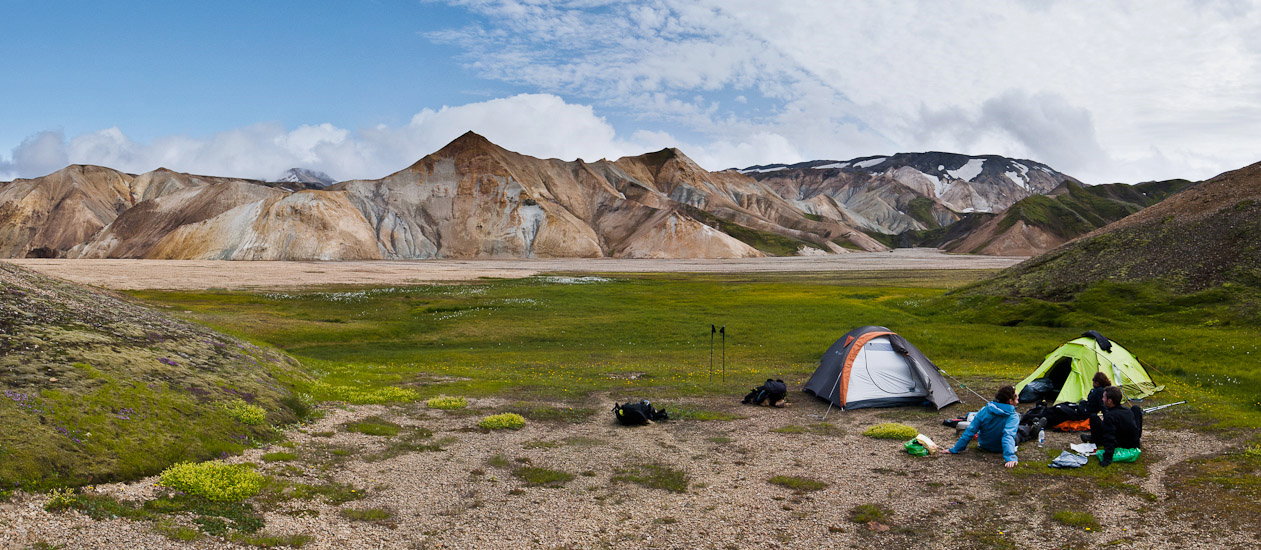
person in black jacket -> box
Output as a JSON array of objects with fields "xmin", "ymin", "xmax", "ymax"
[
  {"xmin": 1082, "ymin": 372, "xmax": 1111, "ymax": 415},
  {"xmin": 1085, "ymin": 386, "xmax": 1143, "ymax": 466}
]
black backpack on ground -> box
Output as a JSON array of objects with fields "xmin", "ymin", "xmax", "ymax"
[
  {"xmin": 742, "ymin": 379, "xmax": 788, "ymax": 405},
  {"xmin": 613, "ymin": 400, "xmax": 669, "ymax": 426}
]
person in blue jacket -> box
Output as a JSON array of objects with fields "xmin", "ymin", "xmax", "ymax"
[{"xmin": 941, "ymin": 385, "xmax": 1020, "ymax": 468}]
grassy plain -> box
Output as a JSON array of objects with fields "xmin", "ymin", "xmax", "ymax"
[
  {"xmin": 20, "ymin": 267, "xmax": 1261, "ymax": 546},
  {"xmin": 128, "ymin": 271, "xmax": 1260, "ymax": 432}
]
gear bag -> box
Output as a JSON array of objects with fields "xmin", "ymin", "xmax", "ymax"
[{"xmin": 613, "ymin": 400, "xmax": 669, "ymax": 426}]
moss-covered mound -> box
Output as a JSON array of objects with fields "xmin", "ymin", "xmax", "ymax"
[{"xmin": 0, "ymin": 261, "xmax": 310, "ymax": 488}]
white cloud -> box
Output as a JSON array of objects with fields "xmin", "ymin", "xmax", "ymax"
[
  {"xmin": 7, "ymin": 2, "xmax": 1261, "ymax": 185},
  {"xmin": 432, "ymin": 0, "xmax": 1261, "ymax": 183},
  {"xmin": 1, "ymin": 94, "xmax": 668, "ymax": 181}
]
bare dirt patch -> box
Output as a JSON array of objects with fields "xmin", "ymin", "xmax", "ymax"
[{"xmin": 9, "ymin": 249, "xmax": 1026, "ymax": 290}]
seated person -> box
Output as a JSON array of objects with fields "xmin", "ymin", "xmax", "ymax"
[
  {"xmin": 1083, "ymin": 386, "xmax": 1143, "ymax": 465},
  {"xmin": 942, "ymin": 385, "xmax": 1021, "ymax": 468},
  {"xmin": 1081, "ymin": 372, "xmax": 1111, "ymax": 415},
  {"xmin": 742, "ymin": 379, "xmax": 788, "ymax": 407}
]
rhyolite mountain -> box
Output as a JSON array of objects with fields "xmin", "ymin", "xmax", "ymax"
[
  {"xmin": 0, "ymin": 132, "xmax": 882, "ymax": 260},
  {"xmin": 966, "ymin": 162, "xmax": 1260, "ymax": 299},
  {"xmin": 741, "ymin": 152, "xmax": 1079, "ymax": 235}
]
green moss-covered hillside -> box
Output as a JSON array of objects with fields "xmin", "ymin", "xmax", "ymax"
[
  {"xmin": 963, "ymin": 164, "xmax": 1261, "ymax": 300},
  {"xmin": 0, "ymin": 262, "xmax": 311, "ymax": 488},
  {"xmin": 996, "ymin": 179, "xmax": 1194, "ymax": 240}
]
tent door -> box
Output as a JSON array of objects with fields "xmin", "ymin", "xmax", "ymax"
[{"xmin": 1046, "ymin": 356, "xmax": 1074, "ymax": 393}]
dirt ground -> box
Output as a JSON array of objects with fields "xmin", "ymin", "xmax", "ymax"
[
  {"xmin": 8, "ymin": 249, "xmax": 1026, "ymax": 290},
  {"xmin": 2, "ymin": 395, "xmax": 1254, "ymax": 550}
]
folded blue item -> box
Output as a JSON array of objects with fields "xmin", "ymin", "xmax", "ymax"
[{"xmin": 1048, "ymin": 450, "xmax": 1089, "ymax": 469}]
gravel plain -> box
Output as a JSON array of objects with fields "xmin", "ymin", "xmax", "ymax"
[
  {"xmin": 8, "ymin": 249, "xmax": 1026, "ymax": 290},
  {"xmin": 2, "ymin": 394, "xmax": 1253, "ymax": 550}
]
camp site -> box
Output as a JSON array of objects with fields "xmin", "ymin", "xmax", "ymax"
[{"xmin": 3, "ymin": 260, "xmax": 1258, "ymax": 549}]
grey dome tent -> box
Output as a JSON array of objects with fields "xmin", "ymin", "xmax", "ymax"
[{"xmin": 803, "ymin": 326, "xmax": 960, "ymax": 410}]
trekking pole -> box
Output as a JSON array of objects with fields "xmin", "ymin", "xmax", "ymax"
[
  {"xmin": 709, "ymin": 324, "xmax": 716, "ymax": 384},
  {"xmin": 720, "ymin": 326, "xmax": 726, "ymax": 383}
]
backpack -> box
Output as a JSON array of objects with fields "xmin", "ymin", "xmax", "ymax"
[
  {"xmin": 742, "ymin": 379, "xmax": 788, "ymax": 405},
  {"xmin": 613, "ymin": 400, "xmax": 669, "ymax": 426}
]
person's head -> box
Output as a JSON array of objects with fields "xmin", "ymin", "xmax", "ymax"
[
  {"xmin": 1103, "ymin": 386, "xmax": 1123, "ymax": 407},
  {"xmin": 1093, "ymin": 372, "xmax": 1112, "ymax": 388},
  {"xmin": 995, "ymin": 385, "xmax": 1017, "ymax": 405}
]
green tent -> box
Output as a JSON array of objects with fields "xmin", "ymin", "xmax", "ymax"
[{"xmin": 1015, "ymin": 334, "xmax": 1163, "ymax": 404}]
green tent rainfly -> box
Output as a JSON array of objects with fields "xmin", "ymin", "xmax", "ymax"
[{"xmin": 1016, "ymin": 334, "xmax": 1164, "ymax": 404}]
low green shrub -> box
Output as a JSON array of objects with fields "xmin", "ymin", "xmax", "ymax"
[
  {"xmin": 426, "ymin": 396, "xmax": 468, "ymax": 410},
  {"xmin": 862, "ymin": 423, "xmax": 918, "ymax": 440},
  {"xmin": 1244, "ymin": 443, "xmax": 1261, "ymax": 460},
  {"xmin": 768, "ymin": 475, "xmax": 828, "ymax": 492},
  {"xmin": 154, "ymin": 521, "xmax": 204, "ymax": 542},
  {"xmin": 45, "ymin": 490, "xmax": 150, "ymax": 520},
  {"xmin": 479, "ymin": 413, "xmax": 526, "ymax": 430},
  {"xmin": 341, "ymin": 416, "xmax": 402, "ymax": 437},
  {"xmin": 340, "ymin": 507, "xmax": 395, "ymax": 522},
  {"xmin": 229, "ymin": 532, "xmax": 314, "ymax": 548},
  {"xmin": 223, "ymin": 399, "xmax": 268, "ymax": 426},
  {"xmin": 611, "ymin": 463, "xmax": 689, "ymax": 493},
  {"xmin": 513, "ymin": 466, "xmax": 574, "ymax": 487},
  {"xmin": 1051, "ymin": 510, "xmax": 1101, "ymax": 531},
  {"xmin": 850, "ymin": 503, "xmax": 893, "ymax": 524},
  {"xmin": 310, "ymin": 381, "xmax": 418, "ymax": 404},
  {"xmin": 261, "ymin": 452, "xmax": 297, "ymax": 463},
  {"xmin": 158, "ymin": 461, "xmax": 266, "ymax": 502}
]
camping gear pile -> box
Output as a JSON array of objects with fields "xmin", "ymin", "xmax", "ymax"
[{"xmin": 613, "ymin": 400, "xmax": 669, "ymax": 426}]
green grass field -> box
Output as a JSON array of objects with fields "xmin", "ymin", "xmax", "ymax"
[{"xmin": 128, "ymin": 270, "xmax": 1261, "ymax": 433}]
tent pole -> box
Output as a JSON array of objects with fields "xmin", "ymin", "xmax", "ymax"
[{"xmin": 821, "ymin": 365, "xmax": 844, "ymax": 422}]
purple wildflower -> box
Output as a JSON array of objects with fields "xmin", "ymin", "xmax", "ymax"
[{"xmin": 158, "ymin": 357, "xmax": 179, "ymax": 366}]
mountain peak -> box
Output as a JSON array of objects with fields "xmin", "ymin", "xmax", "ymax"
[
  {"xmin": 436, "ymin": 131, "xmax": 501, "ymax": 154},
  {"xmin": 276, "ymin": 168, "xmax": 335, "ymax": 188}
]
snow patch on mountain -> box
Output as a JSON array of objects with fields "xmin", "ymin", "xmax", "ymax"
[
  {"xmin": 738, "ymin": 166, "xmax": 788, "ymax": 174},
  {"xmin": 949, "ymin": 159, "xmax": 986, "ymax": 181},
  {"xmin": 813, "ymin": 162, "xmax": 851, "ymax": 170},
  {"xmin": 854, "ymin": 157, "xmax": 887, "ymax": 169},
  {"xmin": 1005, "ymin": 170, "xmax": 1028, "ymax": 190}
]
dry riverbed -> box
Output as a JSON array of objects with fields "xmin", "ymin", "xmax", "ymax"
[{"xmin": 1, "ymin": 395, "xmax": 1252, "ymax": 550}]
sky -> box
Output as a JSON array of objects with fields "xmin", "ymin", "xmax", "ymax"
[{"xmin": 2, "ymin": 0, "xmax": 1260, "ymax": 184}]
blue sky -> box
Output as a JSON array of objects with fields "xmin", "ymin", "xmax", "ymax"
[
  {"xmin": 3, "ymin": 1, "xmax": 1261, "ymax": 183},
  {"xmin": 0, "ymin": 1, "xmax": 487, "ymax": 144}
]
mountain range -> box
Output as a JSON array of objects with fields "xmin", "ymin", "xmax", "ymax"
[
  {"xmin": 0, "ymin": 133, "xmax": 885, "ymax": 260},
  {"xmin": 0, "ymin": 133, "xmax": 1198, "ymax": 261}
]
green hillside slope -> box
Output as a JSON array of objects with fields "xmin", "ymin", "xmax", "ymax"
[{"xmin": 0, "ymin": 262, "xmax": 311, "ymax": 489}]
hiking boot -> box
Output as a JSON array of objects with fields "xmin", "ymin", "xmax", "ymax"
[{"xmin": 1079, "ymin": 434, "xmax": 1093, "ymax": 443}]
